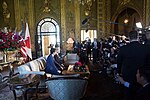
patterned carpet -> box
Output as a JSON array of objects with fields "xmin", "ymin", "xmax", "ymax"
[
  {"xmin": 81, "ymin": 71, "xmax": 125, "ymax": 100},
  {"xmin": 0, "ymin": 86, "xmax": 14, "ymax": 100}
]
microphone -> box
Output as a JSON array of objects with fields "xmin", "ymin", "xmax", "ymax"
[
  {"xmin": 82, "ymin": 18, "xmax": 89, "ymax": 25},
  {"xmin": 85, "ymin": 29, "xmax": 88, "ymax": 32}
]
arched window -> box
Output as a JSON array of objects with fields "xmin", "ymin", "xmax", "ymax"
[{"xmin": 35, "ymin": 18, "xmax": 60, "ymax": 57}]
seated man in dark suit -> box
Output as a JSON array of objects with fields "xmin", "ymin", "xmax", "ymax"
[
  {"xmin": 45, "ymin": 48, "xmax": 62, "ymax": 75},
  {"xmin": 136, "ymin": 66, "xmax": 150, "ymax": 100}
]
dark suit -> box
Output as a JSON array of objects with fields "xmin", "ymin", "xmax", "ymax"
[
  {"xmin": 117, "ymin": 41, "xmax": 150, "ymax": 83},
  {"xmin": 73, "ymin": 41, "xmax": 80, "ymax": 54},
  {"xmin": 86, "ymin": 41, "xmax": 91, "ymax": 60},
  {"xmin": 117, "ymin": 41, "xmax": 150, "ymax": 100},
  {"xmin": 136, "ymin": 84, "xmax": 150, "ymax": 100},
  {"xmin": 144, "ymin": 39, "xmax": 150, "ymax": 45},
  {"xmin": 45, "ymin": 54, "xmax": 61, "ymax": 75}
]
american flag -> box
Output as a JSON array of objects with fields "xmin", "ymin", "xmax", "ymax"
[{"xmin": 20, "ymin": 22, "xmax": 32, "ymax": 61}]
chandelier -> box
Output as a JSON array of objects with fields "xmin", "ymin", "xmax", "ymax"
[
  {"xmin": 68, "ymin": 0, "xmax": 95, "ymax": 16},
  {"xmin": 79, "ymin": 0, "xmax": 95, "ymax": 16},
  {"xmin": 78, "ymin": 0, "xmax": 95, "ymax": 6}
]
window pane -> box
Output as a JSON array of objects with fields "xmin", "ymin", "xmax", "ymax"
[
  {"xmin": 39, "ymin": 20, "xmax": 44, "ymax": 26},
  {"xmin": 41, "ymin": 22, "xmax": 56, "ymax": 32},
  {"xmin": 44, "ymin": 18, "xmax": 51, "ymax": 21},
  {"xmin": 52, "ymin": 19, "xmax": 58, "ymax": 25}
]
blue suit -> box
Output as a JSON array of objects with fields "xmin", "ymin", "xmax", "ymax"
[{"xmin": 45, "ymin": 54, "xmax": 61, "ymax": 75}]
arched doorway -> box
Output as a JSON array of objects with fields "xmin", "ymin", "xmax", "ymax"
[
  {"xmin": 114, "ymin": 7, "xmax": 141, "ymax": 36},
  {"xmin": 35, "ymin": 18, "xmax": 60, "ymax": 57}
]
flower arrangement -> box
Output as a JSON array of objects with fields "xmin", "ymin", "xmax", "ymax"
[
  {"xmin": 74, "ymin": 61, "xmax": 87, "ymax": 72},
  {"xmin": 75, "ymin": 61, "xmax": 82, "ymax": 67},
  {"xmin": 0, "ymin": 31, "xmax": 24, "ymax": 51}
]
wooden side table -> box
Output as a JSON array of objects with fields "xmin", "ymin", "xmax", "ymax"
[{"xmin": 0, "ymin": 62, "xmax": 10, "ymax": 71}]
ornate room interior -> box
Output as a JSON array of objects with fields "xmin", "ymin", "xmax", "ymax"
[
  {"xmin": 0, "ymin": 0, "xmax": 150, "ymax": 58},
  {"xmin": 0, "ymin": 0, "xmax": 150, "ymax": 99}
]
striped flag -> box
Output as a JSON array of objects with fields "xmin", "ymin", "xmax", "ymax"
[{"xmin": 20, "ymin": 22, "xmax": 32, "ymax": 61}]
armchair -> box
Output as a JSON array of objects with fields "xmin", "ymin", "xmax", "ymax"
[{"xmin": 46, "ymin": 77, "xmax": 88, "ymax": 100}]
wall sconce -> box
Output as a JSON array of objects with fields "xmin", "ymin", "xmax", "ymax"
[
  {"xmin": 78, "ymin": 0, "xmax": 95, "ymax": 6},
  {"xmin": 42, "ymin": 0, "xmax": 51, "ymax": 13},
  {"xmin": 84, "ymin": 0, "xmax": 94, "ymax": 16},
  {"xmin": 85, "ymin": 9, "xmax": 91, "ymax": 16},
  {"xmin": 69, "ymin": 0, "xmax": 95, "ymax": 16}
]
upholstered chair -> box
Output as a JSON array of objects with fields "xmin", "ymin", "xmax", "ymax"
[{"xmin": 46, "ymin": 77, "xmax": 88, "ymax": 100}]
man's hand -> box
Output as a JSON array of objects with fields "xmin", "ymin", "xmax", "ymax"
[{"xmin": 117, "ymin": 75, "xmax": 125, "ymax": 84}]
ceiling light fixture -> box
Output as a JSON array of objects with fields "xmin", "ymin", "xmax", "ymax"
[{"xmin": 124, "ymin": 8, "xmax": 129, "ymax": 24}]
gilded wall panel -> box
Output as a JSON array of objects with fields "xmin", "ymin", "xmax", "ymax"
[
  {"xmin": 34, "ymin": 0, "xmax": 60, "ymax": 25},
  {"xmin": 144, "ymin": 0, "xmax": 150, "ymax": 26},
  {"xmin": 0, "ymin": 0, "xmax": 15, "ymax": 28},
  {"xmin": 80, "ymin": 0, "xmax": 97, "ymax": 30},
  {"xmin": 65, "ymin": 0, "xmax": 75, "ymax": 40}
]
